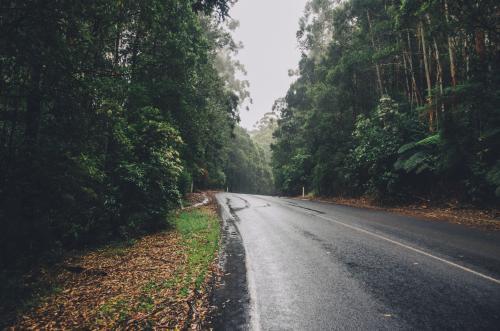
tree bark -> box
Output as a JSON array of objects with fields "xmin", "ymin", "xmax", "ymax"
[
  {"xmin": 401, "ymin": 40, "xmax": 412, "ymax": 104},
  {"xmin": 475, "ymin": 29, "xmax": 486, "ymax": 62},
  {"xmin": 444, "ymin": 0, "xmax": 457, "ymax": 87},
  {"xmin": 366, "ymin": 10, "xmax": 384, "ymax": 96},
  {"xmin": 419, "ymin": 21, "xmax": 434, "ymax": 131},
  {"xmin": 433, "ymin": 38, "xmax": 443, "ymax": 130},
  {"xmin": 406, "ymin": 30, "xmax": 421, "ymax": 107}
]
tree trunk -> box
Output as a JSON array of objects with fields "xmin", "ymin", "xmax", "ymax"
[
  {"xmin": 419, "ymin": 21, "xmax": 434, "ymax": 131},
  {"xmin": 465, "ymin": 38, "xmax": 471, "ymax": 80},
  {"xmin": 366, "ymin": 10, "xmax": 384, "ymax": 96},
  {"xmin": 433, "ymin": 38, "xmax": 443, "ymax": 130},
  {"xmin": 475, "ymin": 29, "xmax": 486, "ymax": 62},
  {"xmin": 401, "ymin": 41, "xmax": 412, "ymax": 104},
  {"xmin": 444, "ymin": 0, "xmax": 457, "ymax": 87},
  {"xmin": 406, "ymin": 30, "xmax": 421, "ymax": 107},
  {"xmin": 114, "ymin": 26, "xmax": 121, "ymax": 66}
]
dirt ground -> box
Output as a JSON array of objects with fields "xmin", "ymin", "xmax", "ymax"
[{"xmin": 299, "ymin": 196, "xmax": 500, "ymax": 231}]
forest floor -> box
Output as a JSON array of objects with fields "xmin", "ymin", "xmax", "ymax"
[
  {"xmin": 2, "ymin": 193, "xmax": 221, "ymax": 330},
  {"xmin": 297, "ymin": 196, "xmax": 500, "ymax": 231}
]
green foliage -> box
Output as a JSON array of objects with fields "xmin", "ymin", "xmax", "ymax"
[
  {"xmin": 350, "ymin": 96, "xmax": 420, "ymax": 198},
  {"xmin": 272, "ymin": 0, "xmax": 500, "ymax": 204},
  {"xmin": 0, "ymin": 0, "xmax": 240, "ymax": 266},
  {"xmin": 178, "ymin": 169, "xmax": 193, "ymax": 196},
  {"xmin": 225, "ymin": 126, "xmax": 274, "ymax": 194},
  {"xmin": 486, "ymin": 163, "xmax": 500, "ymax": 197},
  {"xmin": 250, "ymin": 112, "xmax": 278, "ymax": 165},
  {"xmin": 395, "ymin": 134, "xmax": 441, "ymax": 175},
  {"xmin": 175, "ymin": 209, "xmax": 220, "ymax": 291}
]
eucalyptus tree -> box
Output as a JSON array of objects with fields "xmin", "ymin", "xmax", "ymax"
[{"xmin": 273, "ymin": 0, "xmax": 500, "ymax": 203}]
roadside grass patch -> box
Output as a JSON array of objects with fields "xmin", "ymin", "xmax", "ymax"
[
  {"xmin": 97, "ymin": 297, "xmax": 131, "ymax": 323},
  {"xmin": 174, "ymin": 208, "xmax": 220, "ymax": 296},
  {"xmin": 94, "ymin": 208, "xmax": 220, "ymax": 326}
]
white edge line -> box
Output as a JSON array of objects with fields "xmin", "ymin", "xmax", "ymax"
[
  {"xmin": 245, "ymin": 242, "xmax": 262, "ymax": 331},
  {"xmin": 315, "ymin": 213, "xmax": 500, "ymax": 285},
  {"xmin": 219, "ymin": 194, "xmax": 262, "ymax": 331}
]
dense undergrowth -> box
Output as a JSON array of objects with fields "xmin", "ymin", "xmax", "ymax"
[{"xmin": 0, "ymin": 0, "xmax": 246, "ymax": 266}]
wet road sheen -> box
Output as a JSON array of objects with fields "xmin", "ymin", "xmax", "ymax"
[{"xmin": 216, "ymin": 193, "xmax": 500, "ymax": 330}]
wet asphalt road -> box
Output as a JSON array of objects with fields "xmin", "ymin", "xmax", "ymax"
[{"xmin": 214, "ymin": 193, "xmax": 500, "ymax": 330}]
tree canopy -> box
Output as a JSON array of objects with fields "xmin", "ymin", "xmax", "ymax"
[
  {"xmin": 272, "ymin": 0, "xmax": 500, "ymax": 204},
  {"xmin": 0, "ymin": 0, "xmax": 255, "ymax": 265},
  {"xmin": 225, "ymin": 126, "xmax": 274, "ymax": 195},
  {"xmin": 2, "ymin": 0, "xmax": 499, "ymax": 267}
]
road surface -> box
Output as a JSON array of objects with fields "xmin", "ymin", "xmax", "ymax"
[{"xmin": 213, "ymin": 193, "xmax": 500, "ymax": 330}]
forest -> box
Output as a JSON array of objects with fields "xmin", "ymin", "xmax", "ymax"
[
  {"xmin": 2, "ymin": 0, "xmax": 499, "ymax": 268},
  {"xmin": 4, "ymin": 0, "xmax": 500, "ymax": 328},
  {"xmin": 0, "ymin": 0, "xmax": 273, "ymax": 266},
  {"xmin": 272, "ymin": 0, "xmax": 500, "ymax": 206}
]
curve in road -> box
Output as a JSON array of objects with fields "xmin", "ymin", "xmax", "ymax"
[{"xmin": 214, "ymin": 193, "xmax": 500, "ymax": 330}]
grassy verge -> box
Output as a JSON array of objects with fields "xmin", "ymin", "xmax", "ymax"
[
  {"xmin": 4, "ymin": 205, "xmax": 221, "ymax": 329},
  {"xmin": 174, "ymin": 209, "xmax": 220, "ymax": 296},
  {"xmin": 95, "ymin": 207, "xmax": 220, "ymax": 328}
]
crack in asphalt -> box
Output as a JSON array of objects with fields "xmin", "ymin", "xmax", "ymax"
[{"xmin": 286, "ymin": 201, "xmax": 326, "ymax": 214}]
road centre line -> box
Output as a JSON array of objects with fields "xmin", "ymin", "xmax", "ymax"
[
  {"xmin": 313, "ymin": 213, "xmax": 500, "ymax": 285},
  {"xmin": 240, "ymin": 195, "xmax": 500, "ymax": 285}
]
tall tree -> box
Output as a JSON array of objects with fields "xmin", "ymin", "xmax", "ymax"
[
  {"xmin": 272, "ymin": 0, "xmax": 500, "ymax": 204},
  {"xmin": 0, "ymin": 0, "xmax": 247, "ymax": 266}
]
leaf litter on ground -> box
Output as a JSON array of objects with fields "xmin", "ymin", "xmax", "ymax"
[{"xmin": 7, "ymin": 196, "xmax": 221, "ymax": 330}]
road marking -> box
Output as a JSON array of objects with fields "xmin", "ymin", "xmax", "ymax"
[
  {"xmin": 312, "ymin": 213, "xmax": 500, "ymax": 285},
  {"xmin": 238, "ymin": 194, "xmax": 500, "ymax": 285}
]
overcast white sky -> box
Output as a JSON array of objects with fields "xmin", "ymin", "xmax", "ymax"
[{"xmin": 229, "ymin": 0, "xmax": 307, "ymax": 129}]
